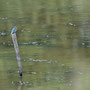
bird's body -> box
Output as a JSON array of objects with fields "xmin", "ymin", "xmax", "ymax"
[{"xmin": 11, "ymin": 26, "xmax": 17, "ymax": 34}]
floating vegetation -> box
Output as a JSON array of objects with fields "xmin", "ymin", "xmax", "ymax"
[
  {"xmin": 20, "ymin": 41, "xmax": 50, "ymax": 46},
  {"xmin": 1, "ymin": 41, "xmax": 50, "ymax": 47},
  {"xmin": 0, "ymin": 17, "xmax": 8, "ymax": 20},
  {"xmin": 68, "ymin": 23, "xmax": 76, "ymax": 27},
  {"xmin": 0, "ymin": 32, "xmax": 7, "ymax": 36},
  {"xmin": 26, "ymin": 71, "xmax": 37, "ymax": 75},
  {"xmin": 2, "ymin": 42, "xmax": 13, "ymax": 46},
  {"xmin": 20, "ymin": 41, "xmax": 38, "ymax": 46},
  {"xmin": 12, "ymin": 81, "xmax": 32, "ymax": 86},
  {"xmin": 23, "ymin": 58, "xmax": 58, "ymax": 64},
  {"xmin": 23, "ymin": 58, "xmax": 48, "ymax": 62}
]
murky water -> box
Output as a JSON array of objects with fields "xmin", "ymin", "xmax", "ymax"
[{"xmin": 0, "ymin": 0, "xmax": 90, "ymax": 90}]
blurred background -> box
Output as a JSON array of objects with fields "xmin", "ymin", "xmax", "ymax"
[{"xmin": 0, "ymin": 0, "xmax": 90, "ymax": 90}]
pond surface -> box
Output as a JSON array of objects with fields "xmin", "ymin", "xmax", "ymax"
[{"xmin": 0, "ymin": 0, "xmax": 90, "ymax": 90}]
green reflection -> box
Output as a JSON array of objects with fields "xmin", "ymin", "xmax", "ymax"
[{"xmin": 0, "ymin": 0, "xmax": 90, "ymax": 90}]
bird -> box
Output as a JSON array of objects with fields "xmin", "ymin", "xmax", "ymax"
[{"xmin": 11, "ymin": 26, "xmax": 17, "ymax": 34}]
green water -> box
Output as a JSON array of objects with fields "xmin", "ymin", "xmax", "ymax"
[{"xmin": 0, "ymin": 0, "xmax": 90, "ymax": 90}]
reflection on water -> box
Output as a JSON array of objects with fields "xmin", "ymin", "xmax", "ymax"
[
  {"xmin": 0, "ymin": 0, "xmax": 90, "ymax": 90},
  {"xmin": 18, "ymin": 85, "xmax": 22, "ymax": 90}
]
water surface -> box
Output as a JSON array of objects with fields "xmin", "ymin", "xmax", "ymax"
[{"xmin": 0, "ymin": 0, "xmax": 90, "ymax": 90}]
